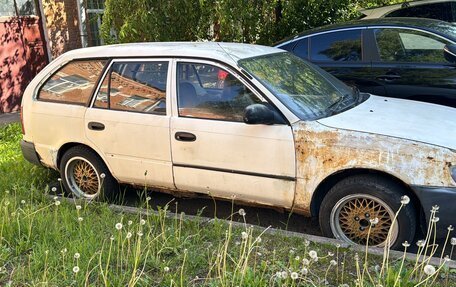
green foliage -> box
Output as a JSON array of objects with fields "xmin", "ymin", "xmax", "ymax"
[{"xmin": 101, "ymin": 0, "xmax": 407, "ymax": 46}]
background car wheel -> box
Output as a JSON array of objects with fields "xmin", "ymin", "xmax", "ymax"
[
  {"xmin": 60, "ymin": 146, "xmax": 117, "ymax": 200},
  {"xmin": 319, "ymin": 175, "xmax": 416, "ymax": 249}
]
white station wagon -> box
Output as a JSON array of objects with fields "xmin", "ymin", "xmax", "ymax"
[{"xmin": 21, "ymin": 42, "xmax": 456, "ymax": 248}]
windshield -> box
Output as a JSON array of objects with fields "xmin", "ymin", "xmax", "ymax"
[{"xmin": 238, "ymin": 52, "xmax": 358, "ymax": 120}]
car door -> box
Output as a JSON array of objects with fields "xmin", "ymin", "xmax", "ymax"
[
  {"xmin": 368, "ymin": 27, "xmax": 456, "ymax": 107},
  {"xmin": 84, "ymin": 59, "xmax": 174, "ymax": 188},
  {"xmin": 304, "ymin": 29, "xmax": 385, "ymax": 96},
  {"xmin": 170, "ymin": 59, "xmax": 296, "ymax": 208}
]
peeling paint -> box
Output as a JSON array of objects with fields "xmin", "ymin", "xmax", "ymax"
[{"xmin": 292, "ymin": 121, "xmax": 456, "ymax": 214}]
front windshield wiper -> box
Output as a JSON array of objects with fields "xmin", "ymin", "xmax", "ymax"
[{"xmin": 325, "ymin": 93, "xmax": 351, "ymax": 116}]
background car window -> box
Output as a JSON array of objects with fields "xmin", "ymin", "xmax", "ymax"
[
  {"xmin": 374, "ymin": 28, "xmax": 450, "ymax": 63},
  {"xmin": 310, "ymin": 30, "xmax": 362, "ymax": 62},
  {"xmin": 94, "ymin": 62, "xmax": 168, "ymax": 115},
  {"xmin": 293, "ymin": 38, "xmax": 309, "ymax": 59},
  {"xmin": 386, "ymin": 2, "xmax": 454, "ymax": 22},
  {"xmin": 39, "ymin": 60, "xmax": 106, "ymax": 105},
  {"xmin": 177, "ymin": 62, "xmax": 262, "ymax": 121}
]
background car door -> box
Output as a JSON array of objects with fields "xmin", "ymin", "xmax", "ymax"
[
  {"xmin": 170, "ymin": 60, "xmax": 296, "ymax": 208},
  {"xmin": 85, "ymin": 59, "xmax": 174, "ymax": 188},
  {"xmin": 368, "ymin": 27, "xmax": 456, "ymax": 107},
  {"xmin": 289, "ymin": 29, "xmax": 384, "ymax": 96}
]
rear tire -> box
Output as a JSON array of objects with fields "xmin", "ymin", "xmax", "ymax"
[
  {"xmin": 319, "ymin": 175, "xmax": 416, "ymax": 249},
  {"xmin": 60, "ymin": 146, "xmax": 117, "ymax": 201}
]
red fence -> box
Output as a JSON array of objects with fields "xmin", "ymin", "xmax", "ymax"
[{"xmin": 0, "ymin": 16, "xmax": 48, "ymax": 113}]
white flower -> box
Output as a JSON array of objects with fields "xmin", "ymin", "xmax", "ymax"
[
  {"xmin": 126, "ymin": 232, "xmax": 132, "ymax": 239},
  {"xmin": 402, "ymin": 241, "xmax": 410, "ymax": 248},
  {"xmin": 308, "ymin": 250, "xmax": 318, "ymax": 259},
  {"xmin": 241, "ymin": 231, "xmax": 248, "ymax": 240},
  {"xmin": 302, "ymin": 258, "xmax": 310, "ymax": 266},
  {"xmin": 291, "ymin": 272, "xmax": 299, "ymax": 280},
  {"xmin": 140, "ymin": 219, "xmax": 146, "ymax": 225},
  {"xmin": 330, "ymin": 260, "xmax": 337, "ymax": 266},
  {"xmin": 127, "ymin": 220, "xmax": 133, "ymax": 226},
  {"xmin": 74, "ymin": 253, "xmax": 80, "ymax": 259},
  {"xmin": 424, "ymin": 264, "xmax": 436, "ymax": 276},
  {"xmin": 301, "ymin": 267, "xmax": 308, "ymax": 275},
  {"xmin": 431, "ymin": 217, "xmax": 440, "ymax": 223},
  {"xmin": 400, "ymin": 195, "xmax": 410, "ymax": 205},
  {"xmin": 280, "ymin": 271, "xmax": 288, "ymax": 279},
  {"xmin": 238, "ymin": 208, "xmax": 246, "ymax": 216},
  {"xmin": 78, "ymin": 217, "xmax": 83, "ymax": 222},
  {"xmin": 417, "ymin": 240, "xmax": 426, "ymax": 248},
  {"xmin": 20, "ymin": 200, "xmax": 26, "ymax": 204},
  {"xmin": 370, "ymin": 218, "xmax": 379, "ymax": 225},
  {"xmin": 164, "ymin": 266, "xmax": 170, "ymax": 272},
  {"xmin": 51, "ymin": 187, "xmax": 57, "ymax": 192},
  {"xmin": 451, "ymin": 238, "xmax": 456, "ymax": 246},
  {"xmin": 115, "ymin": 223, "xmax": 123, "ymax": 230},
  {"xmin": 54, "ymin": 200, "xmax": 61, "ymax": 206},
  {"xmin": 100, "ymin": 173, "xmax": 106, "ymax": 179},
  {"xmin": 73, "ymin": 266, "xmax": 80, "ymax": 273},
  {"xmin": 76, "ymin": 205, "xmax": 82, "ymax": 210}
]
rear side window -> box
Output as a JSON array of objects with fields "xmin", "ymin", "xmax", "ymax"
[
  {"xmin": 310, "ymin": 30, "xmax": 362, "ymax": 62},
  {"xmin": 39, "ymin": 60, "xmax": 107, "ymax": 105},
  {"xmin": 386, "ymin": 3, "xmax": 454, "ymax": 22},
  {"xmin": 94, "ymin": 61, "xmax": 168, "ymax": 115},
  {"xmin": 293, "ymin": 38, "xmax": 309, "ymax": 59}
]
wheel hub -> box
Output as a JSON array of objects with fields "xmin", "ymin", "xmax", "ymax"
[{"xmin": 72, "ymin": 160, "xmax": 99, "ymax": 195}]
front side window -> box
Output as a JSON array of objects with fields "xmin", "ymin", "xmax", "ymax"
[
  {"xmin": 94, "ymin": 61, "xmax": 168, "ymax": 115},
  {"xmin": 374, "ymin": 28, "xmax": 450, "ymax": 63},
  {"xmin": 39, "ymin": 60, "xmax": 107, "ymax": 105},
  {"xmin": 239, "ymin": 52, "xmax": 358, "ymax": 120},
  {"xmin": 177, "ymin": 62, "xmax": 262, "ymax": 121},
  {"xmin": 310, "ymin": 30, "xmax": 362, "ymax": 62}
]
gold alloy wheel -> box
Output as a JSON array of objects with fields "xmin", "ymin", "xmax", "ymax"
[
  {"xmin": 330, "ymin": 194, "xmax": 397, "ymax": 247},
  {"xmin": 65, "ymin": 157, "xmax": 101, "ymax": 198}
]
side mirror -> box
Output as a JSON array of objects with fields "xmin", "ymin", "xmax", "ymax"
[
  {"xmin": 243, "ymin": 104, "xmax": 275, "ymax": 125},
  {"xmin": 444, "ymin": 44, "xmax": 456, "ymax": 63}
]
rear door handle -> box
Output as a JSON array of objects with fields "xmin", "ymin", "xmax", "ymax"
[
  {"xmin": 376, "ymin": 74, "xmax": 401, "ymax": 81},
  {"xmin": 88, "ymin": 122, "xmax": 105, "ymax": 131},
  {"xmin": 175, "ymin": 132, "xmax": 196, "ymax": 142}
]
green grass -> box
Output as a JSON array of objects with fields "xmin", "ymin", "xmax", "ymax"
[{"xmin": 0, "ymin": 123, "xmax": 455, "ymax": 286}]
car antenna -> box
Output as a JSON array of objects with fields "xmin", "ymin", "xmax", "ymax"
[{"xmin": 216, "ymin": 42, "xmax": 253, "ymax": 79}]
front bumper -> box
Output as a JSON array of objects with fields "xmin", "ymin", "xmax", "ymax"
[
  {"xmin": 20, "ymin": 140, "xmax": 42, "ymax": 166},
  {"xmin": 412, "ymin": 185, "xmax": 456, "ymax": 237}
]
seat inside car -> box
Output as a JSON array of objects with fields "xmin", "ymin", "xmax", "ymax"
[{"xmin": 178, "ymin": 82, "xmax": 199, "ymax": 108}]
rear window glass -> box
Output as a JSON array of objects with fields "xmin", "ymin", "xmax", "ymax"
[{"xmin": 38, "ymin": 60, "xmax": 107, "ymax": 105}]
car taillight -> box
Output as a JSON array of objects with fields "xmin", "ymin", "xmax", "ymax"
[{"xmin": 20, "ymin": 106, "xmax": 25, "ymax": 135}]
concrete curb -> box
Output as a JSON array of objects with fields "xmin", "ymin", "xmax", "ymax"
[{"xmin": 51, "ymin": 195, "xmax": 456, "ymax": 269}]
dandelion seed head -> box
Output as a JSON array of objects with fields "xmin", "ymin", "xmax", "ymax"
[
  {"xmin": 431, "ymin": 217, "xmax": 440, "ymax": 223},
  {"xmin": 241, "ymin": 231, "xmax": 248, "ymax": 240},
  {"xmin": 76, "ymin": 205, "xmax": 82, "ymax": 210},
  {"xmin": 417, "ymin": 240, "xmax": 426, "ymax": 247},
  {"xmin": 424, "ymin": 264, "xmax": 436, "ymax": 275},
  {"xmin": 146, "ymin": 196, "xmax": 151, "ymax": 201},
  {"xmin": 57, "ymin": 178, "xmax": 62, "ymax": 182},
  {"xmin": 126, "ymin": 232, "xmax": 132, "ymax": 239},
  {"xmin": 20, "ymin": 200, "xmax": 26, "ymax": 204},
  {"xmin": 289, "ymin": 249, "xmax": 295, "ymax": 255},
  {"xmin": 115, "ymin": 223, "xmax": 123, "ymax": 230},
  {"xmin": 110, "ymin": 236, "xmax": 115, "ymax": 241},
  {"xmin": 302, "ymin": 258, "xmax": 310, "ymax": 266},
  {"xmin": 330, "ymin": 260, "xmax": 337, "ymax": 266},
  {"xmin": 137, "ymin": 231, "xmax": 143, "ymax": 237},
  {"xmin": 74, "ymin": 253, "xmax": 80, "ymax": 259},
  {"xmin": 301, "ymin": 267, "xmax": 308, "ymax": 275},
  {"xmin": 451, "ymin": 237, "xmax": 456, "ymax": 246},
  {"xmin": 100, "ymin": 173, "xmax": 106, "ymax": 179},
  {"xmin": 280, "ymin": 271, "xmax": 288, "ymax": 279},
  {"xmin": 370, "ymin": 217, "xmax": 379, "ymax": 225},
  {"xmin": 448, "ymin": 225, "xmax": 454, "ymax": 231},
  {"xmin": 53, "ymin": 196, "xmax": 58, "ymax": 200},
  {"xmin": 238, "ymin": 208, "xmax": 246, "ymax": 216},
  {"xmin": 127, "ymin": 220, "xmax": 132, "ymax": 226},
  {"xmin": 54, "ymin": 200, "xmax": 61, "ymax": 206},
  {"xmin": 77, "ymin": 217, "xmax": 83, "ymax": 222},
  {"xmin": 275, "ymin": 271, "xmax": 282, "ymax": 279},
  {"xmin": 4, "ymin": 200, "xmax": 9, "ymax": 206},
  {"xmin": 72, "ymin": 266, "xmax": 79, "ymax": 273},
  {"xmin": 256, "ymin": 237, "xmax": 262, "ymax": 243},
  {"xmin": 402, "ymin": 241, "xmax": 410, "ymax": 248},
  {"xmin": 400, "ymin": 195, "xmax": 410, "ymax": 205},
  {"xmin": 163, "ymin": 266, "xmax": 170, "ymax": 272},
  {"xmin": 140, "ymin": 219, "xmax": 146, "ymax": 225},
  {"xmin": 431, "ymin": 205, "xmax": 440, "ymax": 213},
  {"xmin": 61, "ymin": 248, "xmax": 67, "ymax": 254},
  {"xmin": 328, "ymin": 252, "xmax": 334, "ymax": 257},
  {"xmin": 51, "ymin": 187, "xmax": 57, "ymax": 192},
  {"xmin": 295, "ymin": 256, "xmax": 300, "ymax": 261},
  {"xmin": 291, "ymin": 271, "xmax": 299, "ymax": 280},
  {"xmin": 304, "ymin": 240, "xmax": 310, "ymax": 247},
  {"xmin": 308, "ymin": 250, "xmax": 318, "ymax": 259}
]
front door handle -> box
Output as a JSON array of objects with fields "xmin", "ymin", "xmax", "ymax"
[
  {"xmin": 175, "ymin": 132, "xmax": 196, "ymax": 142},
  {"xmin": 88, "ymin": 122, "xmax": 105, "ymax": 131}
]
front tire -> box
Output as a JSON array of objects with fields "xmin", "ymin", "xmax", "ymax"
[
  {"xmin": 60, "ymin": 146, "xmax": 117, "ymax": 200},
  {"xmin": 319, "ymin": 175, "xmax": 416, "ymax": 249}
]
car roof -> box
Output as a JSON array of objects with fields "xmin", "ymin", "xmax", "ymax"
[
  {"xmin": 274, "ymin": 17, "xmax": 456, "ymax": 47},
  {"xmin": 360, "ymin": 0, "xmax": 455, "ymax": 19},
  {"xmin": 55, "ymin": 42, "xmax": 281, "ymax": 66}
]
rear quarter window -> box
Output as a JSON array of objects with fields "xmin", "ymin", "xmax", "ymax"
[{"xmin": 38, "ymin": 59, "xmax": 107, "ymax": 105}]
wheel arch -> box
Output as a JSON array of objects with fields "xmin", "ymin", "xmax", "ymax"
[
  {"xmin": 57, "ymin": 142, "xmax": 112, "ymax": 174},
  {"xmin": 310, "ymin": 168, "xmax": 425, "ymax": 225}
]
